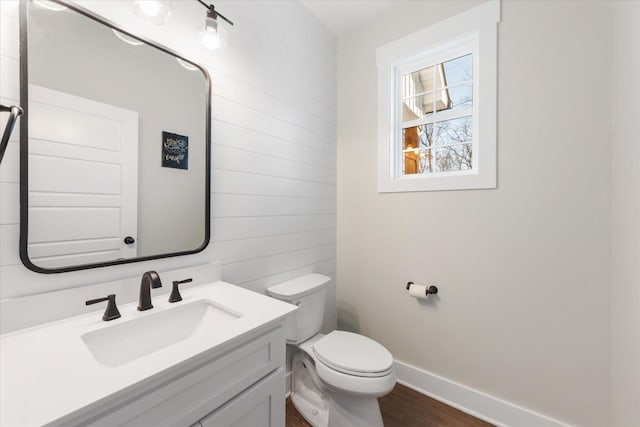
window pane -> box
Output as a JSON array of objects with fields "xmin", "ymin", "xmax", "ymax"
[
  {"xmin": 442, "ymin": 54, "xmax": 472, "ymax": 87},
  {"xmin": 404, "ymin": 150, "xmax": 418, "ymax": 175},
  {"xmin": 403, "ymin": 125, "xmax": 435, "ymax": 175},
  {"xmin": 435, "ymin": 143, "xmax": 473, "ymax": 172},
  {"xmin": 402, "ymin": 126, "xmax": 418, "ymax": 151},
  {"xmin": 406, "ymin": 121, "xmax": 477, "ymax": 175},
  {"xmin": 402, "ymin": 93, "xmax": 434, "ymax": 121},
  {"xmin": 403, "ymin": 124, "xmax": 434, "ymax": 150},
  {"xmin": 403, "ymin": 66, "xmax": 434, "ymax": 98},
  {"xmin": 436, "ymin": 84, "xmax": 472, "ymax": 113},
  {"xmin": 434, "ymin": 116, "xmax": 472, "ymax": 146},
  {"xmin": 403, "ymin": 148, "xmax": 436, "ymax": 175}
]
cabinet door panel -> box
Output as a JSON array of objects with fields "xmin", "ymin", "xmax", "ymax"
[{"xmin": 200, "ymin": 369, "xmax": 285, "ymax": 427}]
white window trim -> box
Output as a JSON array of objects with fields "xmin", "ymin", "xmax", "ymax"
[{"xmin": 376, "ymin": 0, "xmax": 500, "ymax": 193}]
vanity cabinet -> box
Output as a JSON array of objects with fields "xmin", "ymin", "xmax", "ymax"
[
  {"xmin": 0, "ymin": 279, "xmax": 297, "ymax": 427},
  {"xmin": 68, "ymin": 326, "xmax": 286, "ymax": 427}
]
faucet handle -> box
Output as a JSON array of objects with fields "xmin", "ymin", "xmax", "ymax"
[
  {"xmin": 86, "ymin": 294, "xmax": 121, "ymax": 321},
  {"xmin": 169, "ymin": 278, "xmax": 192, "ymax": 303}
]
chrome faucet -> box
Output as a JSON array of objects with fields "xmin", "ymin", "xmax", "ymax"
[{"xmin": 138, "ymin": 271, "xmax": 162, "ymax": 311}]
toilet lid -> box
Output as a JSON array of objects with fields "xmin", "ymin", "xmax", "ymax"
[{"xmin": 312, "ymin": 331, "xmax": 394, "ymax": 378}]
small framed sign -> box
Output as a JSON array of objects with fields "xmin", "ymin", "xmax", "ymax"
[{"xmin": 162, "ymin": 131, "xmax": 189, "ymax": 170}]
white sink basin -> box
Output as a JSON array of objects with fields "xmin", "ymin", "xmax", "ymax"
[{"xmin": 81, "ymin": 300, "xmax": 243, "ymax": 367}]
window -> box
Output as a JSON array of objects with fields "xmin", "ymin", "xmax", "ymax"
[
  {"xmin": 400, "ymin": 48, "xmax": 474, "ymax": 176},
  {"xmin": 377, "ymin": 1, "xmax": 500, "ymax": 192}
]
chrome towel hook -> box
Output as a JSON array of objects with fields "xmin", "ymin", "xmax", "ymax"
[{"xmin": 0, "ymin": 104, "xmax": 23, "ymax": 164}]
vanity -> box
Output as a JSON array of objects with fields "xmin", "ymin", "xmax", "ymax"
[{"xmin": 0, "ymin": 279, "xmax": 296, "ymax": 426}]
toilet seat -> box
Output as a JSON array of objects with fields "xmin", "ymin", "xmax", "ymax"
[
  {"xmin": 312, "ymin": 331, "xmax": 394, "ymax": 378},
  {"xmin": 314, "ymin": 356, "xmax": 397, "ymax": 397}
]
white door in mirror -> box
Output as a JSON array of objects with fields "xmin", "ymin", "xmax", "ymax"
[{"xmin": 27, "ymin": 84, "xmax": 139, "ymax": 268}]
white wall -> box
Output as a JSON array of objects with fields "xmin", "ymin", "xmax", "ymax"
[
  {"xmin": 0, "ymin": 0, "xmax": 336, "ymax": 333},
  {"xmin": 338, "ymin": 1, "xmax": 611, "ymax": 426},
  {"xmin": 611, "ymin": 1, "xmax": 640, "ymax": 425}
]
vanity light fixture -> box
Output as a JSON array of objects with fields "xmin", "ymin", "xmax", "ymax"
[
  {"xmin": 133, "ymin": 0, "xmax": 171, "ymax": 25},
  {"xmin": 196, "ymin": 0, "xmax": 233, "ymax": 51}
]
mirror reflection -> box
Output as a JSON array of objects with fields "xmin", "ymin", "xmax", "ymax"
[{"xmin": 21, "ymin": 1, "xmax": 210, "ymax": 272}]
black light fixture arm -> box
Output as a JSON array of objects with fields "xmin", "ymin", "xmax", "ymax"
[{"xmin": 196, "ymin": 0, "xmax": 234, "ymax": 26}]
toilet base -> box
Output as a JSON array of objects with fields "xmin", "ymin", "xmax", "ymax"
[
  {"xmin": 327, "ymin": 391, "xmax": 384, "ymax": 427},
  {"xmin": 292, "ymin": 393, "xmax": 329, "ymax": 427},
  {"xmin": 291, "ymin": 351, "xmax": 329, "ymax": 427},
  {"xmin": 292, "ymin": 390, "xmax": 384, "ymax": 427},
  {"xmin": 291, "ymin": 350, "xmax": 387, "ymax": 427}
]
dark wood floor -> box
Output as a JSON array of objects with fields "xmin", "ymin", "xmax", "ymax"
[{"xmin": 286, "ymin": 383, "xmax": 494, "ymax": 427}]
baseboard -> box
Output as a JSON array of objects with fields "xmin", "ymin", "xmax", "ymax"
[{"xmin": 394, "ymin": 360, "xmax": 570, "ymax": 427}]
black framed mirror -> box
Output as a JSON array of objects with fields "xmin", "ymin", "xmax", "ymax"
[{"xmin": 19, "ymin": 0, "xmax": 211, "ymax": 273}]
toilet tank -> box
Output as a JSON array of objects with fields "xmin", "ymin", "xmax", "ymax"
[{"xmin": 267, "ymin": 274, "xmax": 331, "ymax": 344}]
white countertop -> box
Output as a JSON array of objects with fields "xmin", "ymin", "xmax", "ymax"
[{"xmin": 0, "ymin": 281, "xmax": 296, "ymax": 427}]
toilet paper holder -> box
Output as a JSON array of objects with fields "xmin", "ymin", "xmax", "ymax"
[{"xmin": 406, "ymin": 282, "xmax": 438, "ymax": 296}]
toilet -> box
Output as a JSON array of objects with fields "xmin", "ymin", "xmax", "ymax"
[{"xmin": 267, "ymin": 274, "xmax": 396, "ymax": 427}]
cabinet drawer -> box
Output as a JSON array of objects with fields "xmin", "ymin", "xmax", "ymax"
[
  {"xmin": 199, "ymin": 368, "xmax": 285, "ymax": 427},
  {"xmin": 81, "ymin": 326, "xmax": 285, "ymax": 427}
]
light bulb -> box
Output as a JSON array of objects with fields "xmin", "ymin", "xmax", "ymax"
[
  {"xmin": 202, "ymin": 26, "xmax": 221, "ymax": 51},
  {"xmin": 138, "ymin": 1, "xmax": 161, "ymax": 17},
  {"xmin": 133, "ymin": 0, "xmax": 170, "ymax": 25}
]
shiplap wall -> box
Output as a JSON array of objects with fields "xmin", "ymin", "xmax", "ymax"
[{"xmin": 0, "ymin": 0, "xmax": 336, "ymax": 329}]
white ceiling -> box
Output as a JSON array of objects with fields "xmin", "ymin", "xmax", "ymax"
[{"xmin": 300, "ymin": 0, "xmax": 406, "ymax": 35}]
